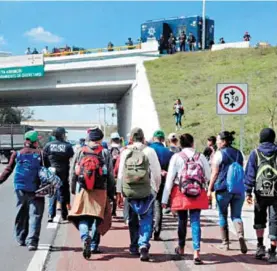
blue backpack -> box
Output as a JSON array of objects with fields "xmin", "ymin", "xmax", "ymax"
[
  {"xmin": 222, "ymin": 149, "xmax": 245, "ymax": 195},
  {"xmin": 14, "ymin": 152, "xmax": 42, "ymax": 192}
]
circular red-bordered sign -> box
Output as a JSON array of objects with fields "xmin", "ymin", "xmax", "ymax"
[{"xmin": 219, "ymin": 85, "xmax": 246, "ymax": 113}]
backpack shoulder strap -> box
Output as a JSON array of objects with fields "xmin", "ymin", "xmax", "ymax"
[
  {"xmin": 221, "ymin": 148, "xmax": 234, "ymax": 163},
  {"xmin": 193, "ymin": 152, "xmax": 201, "ymax": 161},
  {"xmin": 179, "ymin": 151, "xmax": 188, "ymax": 161},
  {"xmin": 255, "ymin": 149, "xmax": 261, "ymax": 166}
]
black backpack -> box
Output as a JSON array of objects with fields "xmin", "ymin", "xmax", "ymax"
[{"xmin": 255, "ymin": 150, "xmax": 277, "ymax": 198}]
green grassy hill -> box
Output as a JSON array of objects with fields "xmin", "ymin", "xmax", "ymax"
[{"xmin": 144, "ymin": 47, "xmax": 277, "ymax": 154}]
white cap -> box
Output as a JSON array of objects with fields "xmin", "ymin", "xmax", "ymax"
[
  {"xmin": 111, "ymin": 132, "xmax": 120, "ymax": 139},
  {"xmin": 168, "ymin": 133, "xmax": 178, "ymax": 141}
]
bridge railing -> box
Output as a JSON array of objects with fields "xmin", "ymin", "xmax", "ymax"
[{"xmin": 44, "ymin": 44, "xmax": 142, "ymax": 58}]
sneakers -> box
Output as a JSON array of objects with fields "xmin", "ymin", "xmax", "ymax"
[
  {"xmin": 82, "ymin": 237, "xmax": 92, "ymax": 260},
  {"xmin": 48, "ymin": 215, "xmax": 54, "ymax": 223},
  {"xmin": 129, "ymin": 249, "xmax": 140, "ymax": 256},
  {"xmin": 17, "ymin": 240, "xmax": 26, "ymax": 247},
  {"xmin": 256, "ymin": 245, "xmax": 266, "ymax": 259},
  {"xmin": 268, "ymin": 249, "xmax": 277, "ymax": 264},
  {"xmin": 28, "ymin": 245, "xmax": 37, "ymax": 251},
  {"xmin": 153, "ymin": 232, "xmax": 162, "ymax": 241},
  {"xmin": 91, "ymin": 247, "xmax": 102, "ymax": 254},
  {"xmin": 139, "ymin": 247, "xmax": 150, "ymax": 262}
]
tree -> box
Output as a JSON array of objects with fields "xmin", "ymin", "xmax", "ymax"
[{"xmin": 0, "ymin": 107, "xmax": 34, "ymax": 124}]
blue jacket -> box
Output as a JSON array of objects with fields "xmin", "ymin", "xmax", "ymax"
[
  {"xmin": 149, "ymin": 142, "xmax": 174, "ymax": 171},
  {"xmin": 244, "ymin": 142, "xmax": 277, "ymax": 195},
  {"xmin": 214, "ymin": 147, "xmax": 243, "ymax": 192}
]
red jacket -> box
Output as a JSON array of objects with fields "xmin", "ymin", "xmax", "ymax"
[{"xmin": 170, "ymin": 185, "xmax": 209, "ymax": 211}]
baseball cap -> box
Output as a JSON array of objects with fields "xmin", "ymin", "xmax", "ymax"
[
  {"xmin": 153, "ymin": 130, "xmax": 165, "ymax": 139},
  {"xmin": 130, "ymin": 127, "xmax": 144, "ymax": 140},
  {"xmin": 55, "ymin": 127, "xmax": 67, "ymax": 134},
  {"xmin": 111, "ymin": 132, "xmax": 120, "ymax": 139},
  {"xmin": 24, "ymin": 130, "xmax": 39, "ymax": 143},
  {"xmin": 168, "ymin": 133, "xmax": 178, "ymax": 141}
]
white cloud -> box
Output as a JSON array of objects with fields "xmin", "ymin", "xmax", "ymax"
[
  {"xmin": 24, "ymin": 27, "xmax": 63, "ymax": 44},
  {"xmin": 0, "ymin": 36, "xmax": 6, "ymax": 45}
]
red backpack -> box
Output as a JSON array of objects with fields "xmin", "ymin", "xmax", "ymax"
[
  {"xmin": 75, "ymin": 146, "xmax": 104, "ymax": 191},
  {"xmin": 178, "ymin": 152, "xmax": 206, "ymax": 197}
]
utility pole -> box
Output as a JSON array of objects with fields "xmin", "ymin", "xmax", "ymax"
[
  {"xmin": 97, "ymin": 104, "xmax": 107, "ymax": 138},
  {"xmin": 202, "ymin": 0, "xmax": 206, "ymax": 51}
]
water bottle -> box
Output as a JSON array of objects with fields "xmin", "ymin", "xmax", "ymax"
[{"xmin": 102, "ymin": 164, "xmax": 108, "ymax": 176}]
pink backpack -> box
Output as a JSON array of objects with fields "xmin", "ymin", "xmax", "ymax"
[{"xmin": 178, "ymin": 152, "xmax": 206, "ymax": 197}]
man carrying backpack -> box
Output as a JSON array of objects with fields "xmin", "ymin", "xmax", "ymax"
[
  {"xmin": 244, "ymin": 128, "xmax": 277, "ymax": 264},
  {"xmin": 117, "ymin": 127, "xmax": 161, "ymax": 261},
  {"xmin": 0, "ymin": 130, "xmax": 45, "ymax": 251},
  {"xmin": 149, "ymin": 130, "xmax": 174, "ymax": 241},
  {"xmin": 68, "ymin": 127, "xmax": 115, "ymax": 259},
  {"xmin": 44, "ymin": 127, "xmax": 74, "ymax": 222}
]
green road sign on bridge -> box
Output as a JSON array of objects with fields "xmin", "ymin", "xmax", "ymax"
[
  {"xmin": 0, "ymin": 54, "xmax": 44, "ymax": 80},
  {"xmin": 0, "ymin": 65, "xmax": 44, "ymax": 79}
]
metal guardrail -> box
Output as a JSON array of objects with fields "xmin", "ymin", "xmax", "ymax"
[{"xmin": 44, "ymin": 44, "xmax": 142, "ymax": 58}]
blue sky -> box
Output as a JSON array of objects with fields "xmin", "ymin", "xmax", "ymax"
[{"xmin": 0, "ymin": 1, "xmax": 276, "ymax": 139}]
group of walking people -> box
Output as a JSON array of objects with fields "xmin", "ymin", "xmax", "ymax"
[{"xmin": 0, "ymin": 125, "xmax": 276, "ymax": 265}]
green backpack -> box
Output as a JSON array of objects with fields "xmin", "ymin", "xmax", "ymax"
[
  {"xmin": 255, "ymin": 149, "xmax": 277, "ymax": 198},
  {"xmin": 122, "ymin": 146, "xmax": 151, "ymax": 199}
]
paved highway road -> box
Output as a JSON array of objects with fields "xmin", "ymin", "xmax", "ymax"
[{"xmin": 0, "ymin": 164, "xmax": 59, "ymax": 271}]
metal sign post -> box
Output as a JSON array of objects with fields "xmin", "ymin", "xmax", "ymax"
[
  {"xmin": 221, "ymin": 115, "xmax": 225, "ymax": 131},
  {"xmin": 240, "ymin": 115, "xmax": 244, "ymax": 153},
  {"xmin": 216, "ymin": 83, "xmax": 248, "ymax": 153}
]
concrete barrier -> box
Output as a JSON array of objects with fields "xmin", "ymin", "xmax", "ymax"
[{"xmin": 211, "ymin": 41, "xmax": 250, "ymax": 51}]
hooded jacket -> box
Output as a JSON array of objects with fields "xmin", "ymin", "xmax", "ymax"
[{"xmin": 244, "ymin": 142, "xmax": 277, "ymax": 195}]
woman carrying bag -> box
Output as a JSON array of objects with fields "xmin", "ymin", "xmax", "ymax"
[
  {"xmin": 207, "ymin": 131, "xmax": 247, "ymax": 254},
  {"xmin": 162, "ymin": 133, "xmax": 210, "ymax": 265}
]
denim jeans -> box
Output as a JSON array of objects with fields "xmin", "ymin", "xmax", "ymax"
[
  {"xmin": 153, "ymin": 182, "xmax": 164, "ymax": 237},
  {"xmin": 216, "ymin": 190, "xmax": 245, "ymax": 227},
  {"xmin": 14, "ymin": 190, "xmax": 45, "ymax": 247},
  {"xmin": 175, "ymin": 113, "xmax": 182, "ymax": 126},
  {"xmin": 48, "ymin": 175, "xmax": 70, "ymax": 219},
  {"xmin": 177, "ymin": 210, "xmax": 201, "ymax": 251},
  {"xmin": 128, "ymin": 200, "xmax": 154, "ymax": 252},
  {"xmin": 78, "ymin": 218, "xmax": 102, "ymax": 250},
  {"xmin": 180, "ymin": 43, "xmax": 186, "ymax": 52}
]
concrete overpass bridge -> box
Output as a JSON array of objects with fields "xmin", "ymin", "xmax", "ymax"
[
  {"xmin": 20, "ymin": 121, "xmax": 102, "ymax": 132},
  {"xmin": 0, "ymin": 39, "xmax": 161, "ymax": 139}
]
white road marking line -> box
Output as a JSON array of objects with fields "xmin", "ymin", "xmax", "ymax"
[
  {"xmin": 26, "ymin": 244, "xmax": 51, "ymax": 271},
  {"xmin": 46, "ymin": 214, "xmax": 61, "ymax": 229}
]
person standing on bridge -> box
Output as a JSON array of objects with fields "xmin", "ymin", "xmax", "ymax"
[
  {"xmin": 117, "ymin": 127, "xmax": 161, "ymax": 262},
  {"xmin": 68, "ymin": 127, "xmax": 115, "ymax": 259},
  {"xmin": 43, "ymin": 127, "xmax": 74, "ymax": 222},
  {"xmin": 244, "ymin": 128, "xmax": 277, "ymax": 264},
  {"xmin": 0, "ymin": 130, "xmax": 45, "ymax": 251}
]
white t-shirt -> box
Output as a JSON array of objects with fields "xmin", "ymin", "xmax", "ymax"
[
  {"xmin": 41, "ymin": 48, "xmax": 49, "ymax": 54},
  {"xmin": 212, "ymin": 151, "xmax": 223, "ymax": 167},
  {"xmin": 174, "ymin": 103, "xmax": 183, "ymax": 114}
]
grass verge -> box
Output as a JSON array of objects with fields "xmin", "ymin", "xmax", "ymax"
[{"xmin": 144, "ymin": 47, "xmax": 277, "ymax": 154}]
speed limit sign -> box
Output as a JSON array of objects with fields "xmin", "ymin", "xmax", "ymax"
[{"xmin": 217, "ymin": 83, "xmax": 248, "ymax": 115}]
